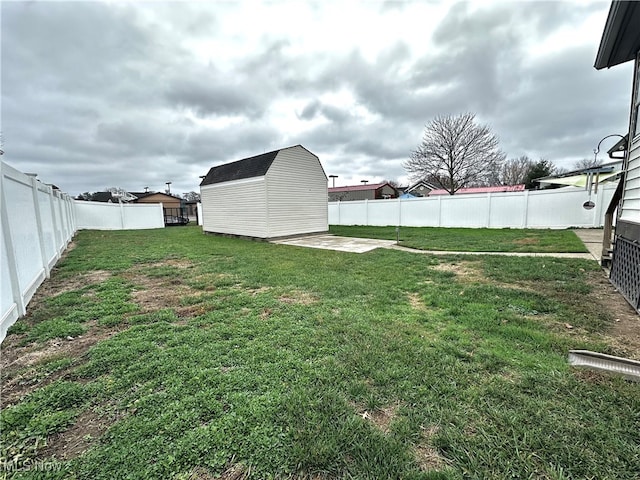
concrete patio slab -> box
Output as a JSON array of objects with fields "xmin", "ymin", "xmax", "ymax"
[
  {"xmin": 271, "ymin": 235, "xmax": 396, "ymax": 253},
  {"xmin": 272, "ymin": 232, "xmax": 599, "ymax": 260},
  {"xmin": 572, "ymin": 229, "xmax": 605, "ymax": 262},
  {"xmin": 386, "ymin": 244, "xmax": 595, "ymax": 259}
]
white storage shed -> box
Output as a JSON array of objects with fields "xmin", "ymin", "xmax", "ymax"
[{"xmin": 199, "ymin": 145, "xmax": 328, "ymax": 239}]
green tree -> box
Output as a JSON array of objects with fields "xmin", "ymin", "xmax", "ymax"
[{"xmin": 524, "ymin": 159, "xmax": 556, "ymax": 189}]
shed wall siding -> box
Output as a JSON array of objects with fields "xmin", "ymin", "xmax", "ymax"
[
  {"xmin": 265, "ymin": 147, "xmax": 328, "ymax": 237},
  {"xmin": 201, "ymin": 178, "xmax": 268, "ymax": 238}
]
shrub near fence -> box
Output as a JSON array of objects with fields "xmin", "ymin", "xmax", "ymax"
[
  {"xmin": 329, "ymin": 183, "xmax": 617, "ymax": 229},
  {"xmin": 1, "ymin": 161, "xmax": 76, "ymax": 341}
]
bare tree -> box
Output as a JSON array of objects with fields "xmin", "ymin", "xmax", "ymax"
[
  {"xmin": 500, "ymin": 155, "xmax": 535, "ymax": 185},
  {"xmin": 573, "ymin": 157, "xmax": 602, "ymax": 170},
  {"xmin": 404, "ymin": 113, "xmax": 506, "ymax": 194},
  {"xmin": 381, "ymin": 179, "xmax": 401, "ymax": 188},
  {"xmin": 182, "ymin": 191, "xmax": 201, "ymax": 202}
]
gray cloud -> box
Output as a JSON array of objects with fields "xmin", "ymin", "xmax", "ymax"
[{"xmin": 0, "ymin": 1, "xmax": 631, "ymax": 196}]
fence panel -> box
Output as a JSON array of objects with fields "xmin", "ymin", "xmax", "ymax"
[
  {"xmin": 400, "ymin": 197, "xmax": 440, "ymax": 226},
  {"xmin": 486, "ymin": 192, "xmax": 527, "ymax": 228},
  {"xmin": 0, "ymin": 161, "xmax": 76, "ymax": 342},
  {"xmin": 74, "ymin": 201, "xmax": 164, "ymax": 230},
  {"xmin": 37, "ymin": 186, "xmax": 58, "ymax": 269},
  {"xmin": 329, "ymin": 184, "xmax": 616, "ymax": 229}
]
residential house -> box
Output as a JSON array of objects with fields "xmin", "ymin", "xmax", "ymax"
[
  {"xmin": 328, "ymin": 182, "xmax": 398, "ymax": 202},
  {"xmin": 534, "ymin": 160, "xmax": 623, "ymax": 189},
  {"xmin": 129, "ymin": 191, "xmax": 183, "ymax": 210},
  {"xmin": 129, "ymin": 191, "xmax": 188, "ymax": 226},
  {"xmin": 594, "ymin": 0, "xmax": 640, "ymax": 311},
  {"xmin": 404, "ymin": 180, "xmax": 436, "ymax": 197},
  {"xmin": 199, "ymin": 145, "xmax": 327, "ymax": 239}
]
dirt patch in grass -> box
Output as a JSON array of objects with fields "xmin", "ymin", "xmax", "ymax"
[
  {"xmin": 154, "ymin": 258, "xmax": 193, "ymax": 269},
  {"xmin": 355, "ymin": 402, "xmax": 400, "ymax": 434},
  {"xmin": 1, "ymin": 326, "xmax": 118, "ymax": 406},
  {"xmin": 513, "ymin": 237, "xmax": 539, "ymax": 246},
  {"xmin": 585, "ymin": 270, "xmax": 640, "ymax": 360},
  {"xmin": 414, "ymin": 443, "xmax": 449, "ymax": 472},
  {"xmin": 407, "ymin": 292, "xmax": 426, "ymax": 311},
  {"xmin": 248, "ymin": 286, "xmax": 271, "ymax": 296},
  {"xmin": 432, "ymin": 261, "xmax": 485, "ymax": 284},
  {"xmin": 28, "ymin": 270, "xmax": 112, "ymax": 304},
  {"xmin": 39, "ymin": 406, "xmax": 121, "ymax": 461},
  {"xmin": 183, "ymin": 463, "xmax": 249, "ymax": 480},
  {"xmin": 278, "ymin": 291, "xmax": 318, "ymax": 305},
  {"xmin": 124, "ymin": 273, "xmax": 207, "ymax": 319}
]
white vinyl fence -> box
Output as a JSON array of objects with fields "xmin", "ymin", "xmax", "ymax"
[
  {"xmin": 75, "ymin": 200, "xmax": 164, "ymax": 230},
  {"xmin": 1, "ymin": 161, "xmax": 76, "ymax": 341},
  {"xmin": 329, "ymin": 184, "xmax": 617, "ymax": 229}
]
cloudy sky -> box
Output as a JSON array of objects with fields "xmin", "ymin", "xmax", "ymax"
[{"xmin": 1, "ymin": 0, "xmax": 633, "ymax": 197}]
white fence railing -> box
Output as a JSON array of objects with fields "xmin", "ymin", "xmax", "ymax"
[
  {"xmin": 329, "ymin": 184, "xmax": 617, "ymax": 229},
  {"xmin": 74, "ymin": 200, "xmax": 164, "ymax": 230},
  {"xmin": 1, "ymin": 161, "xmax": 77, "ymax": 341}
]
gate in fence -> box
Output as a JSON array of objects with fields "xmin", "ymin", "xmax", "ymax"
[{"xmin": 163, "ymin": 207, "xmax": 190, "ymax": 226}]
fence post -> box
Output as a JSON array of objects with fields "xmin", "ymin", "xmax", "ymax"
[
  {"xmin": 29, "ymin": 176, "xmax": 51, "ymax": 278},
  {"xmin": 594, "ymin": 186, "xmax": 605, "ymax": 227},
  {"xmin": 0, "ymin": 168, "xmax": 26, "ymax": 317},
  {"xmin": 522, "ymin": 190, "xmax": 530, "ymax": 228},
  {"xmin": 364, "ymin": 199, "xmax": 369, "ymax": 226},
  {"xmin": 437, "ymin": 195, "xmax": 442, "ymax": 227},
  {"xmin": 486, "ymin": 192, "xmax": 492, "ymax": 228},
  {"xmin": 397, "ymin": 197, "xmax": 402, "ymax": 226},
  {"xmin": 119, "ymin": 200, "xmax": 125, "ymax": 229},
  {"xmin": 48, "ymin": 187, "xmax": 62, "ymax": 259}
]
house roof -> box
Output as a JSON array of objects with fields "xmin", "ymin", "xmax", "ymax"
[
  {"xmin": 535, "ymin": 160, "xmax": 623, "ymax": 187},
  {"xmin": 130, "ymin": 191, "xmax": 182, "ymax": 201},
  {"xmin": 129, "ymin": 191, "xmax": 153, "ymax": 199},
  {"xmin": 328, "ymin": 182, "xmax": 392, "ymax": 193},
  {"xmin": 91, "ymin": 191, "xmax": 116, "ymax": 202},
  {"xmin": 594, "ymin": 1, "xmax": 640, "ymax": 69},
  {"xmin": 428, "ymin": 185, "xmax": 526, "ymax": 196},
  {"xmin": 406, "ymin": 180, "xmax": 437, "ymax": 192}
]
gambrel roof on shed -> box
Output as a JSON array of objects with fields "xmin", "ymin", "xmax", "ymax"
[{"xmin": 200, "ymin": 147, "xmax": 312, "ymax": 186}]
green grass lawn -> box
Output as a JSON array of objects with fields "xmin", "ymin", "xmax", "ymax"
[
  {"xmin": 1, "ymin": 226, "xmax": 637, "ymax": 479},
  {"xmin": 329, "ymin": 225, "xmax": 589, "ymax": 253}
]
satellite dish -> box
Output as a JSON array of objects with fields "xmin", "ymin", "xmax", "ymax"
[{"xmin": 583, "ymin": 200, "xmax": 595, "ymax": 210}]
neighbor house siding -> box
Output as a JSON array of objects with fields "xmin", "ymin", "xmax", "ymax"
[
  {"xmin": 201, "ymin": 178, "xmax": 268, "ymax": 238},
  {"xmin": 329, "ymin": 190, "xmax": 375, "ymax": 202},
  {"xmin": 378, "ymin": 185, "xmax": 397, "ymax": 198},
  {"xmin": 265, "ymin": 147, "xmax": 328, "ymax": 238}
]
